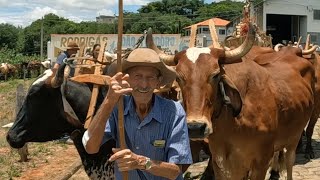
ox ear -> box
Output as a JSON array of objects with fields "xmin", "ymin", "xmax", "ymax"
[{"xmin": 220, "ymin": 74, "xmax": 242, "ymax": 116}]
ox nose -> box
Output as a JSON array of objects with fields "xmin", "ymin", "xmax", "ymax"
[{"xmin": 187, "ymin": 122, "xmax": 208, "ymax": 139}]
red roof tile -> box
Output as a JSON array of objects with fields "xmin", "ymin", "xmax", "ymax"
[{"xmin": 184, "ymin": 17, "xmax": 230, "ymax": 29}]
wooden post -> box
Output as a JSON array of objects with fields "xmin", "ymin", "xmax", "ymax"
[
  {"xmin": 117, "ymin": 0, "xmax": 128, "ymax": 179},
  {"xmin": 84, "ymin": 41, "xmax": 107, "ymax": 129},
  {"xmin": 189, "ymin": 25, "xmax": 197, "ymax": 47},
  {"xmin": 16, "ymin": 84, "xmax": 28, "ymax": 162}
]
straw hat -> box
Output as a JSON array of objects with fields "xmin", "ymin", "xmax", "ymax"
[
  {"xmin": 110, "ymin": 48, "xmax": 176, "ymax": 86},
  {"xmin": 66, "ymin": 41, "xmax": 80, "ymax": 50}
]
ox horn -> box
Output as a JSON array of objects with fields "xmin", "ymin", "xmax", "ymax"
[
  {"xmin": 146, "ymin": 28, "xmax": 176, "ymax": 66},
  {"xmin": 224, "ymin": 22, "xmax": 256, "ymax": 63},
  {"xmin": 274, "ymin": 44, "xmax": 284, "ymax": 52},
  {"xmin": 302, "ymin": 45, "xmax": 319, "ymax": 55},
  {"xmin": 51, "ymin": 62, "xmax": 67, "ymax": 88},
  {"xmin": 296, "ymin": 36, "xmax": 302, "ymax": 47}
]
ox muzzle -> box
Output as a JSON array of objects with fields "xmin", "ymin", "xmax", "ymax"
[{"xmin": 187, "ymin": 121, "xmax": 211, "ymax": 139}]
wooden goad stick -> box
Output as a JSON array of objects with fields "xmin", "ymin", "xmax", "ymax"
[{"xmin": 117, "ymin": 0, "xmax": 128, "ymax": 179}]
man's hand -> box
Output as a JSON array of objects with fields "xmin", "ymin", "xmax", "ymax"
[
  {"xmin": 109, "ymin": 148, "xmax": 145, "ymax": 171},
  {"xmin": 107, "ymin": 72, "xmax": 132, "ymax": 103}
]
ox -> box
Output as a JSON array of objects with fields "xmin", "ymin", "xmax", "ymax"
[
  {"xmin": 0, "ymin": 63, "xmax": 17, "ymax": 80},
  {"xmin": 275, "ymin": 43, "xmax": 320, "ymax": 159},
  {"xmin": 304, "ymin": 51, "xmax": 320, "ymax": 159},
  {"xmin": 147, "ymin": 23, "xmax": 315, "ymax": 179},
  {"xmin": 6, "ymin": 62, "xmax": 116, "ymax": 179}
]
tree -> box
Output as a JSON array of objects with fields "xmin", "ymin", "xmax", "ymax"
[
  {"xmin": 138, "ymin": 0, "xmax": 205, "ymax": 17},
  {"xmin": 0, "ymin": 23, "xmax": 20, "ymax": 49},
  {"xmin": 123, "ymin": 11, "xmax": 192, "ymax": 34},
  {"xmin": 195, "ymin": 0, "xmax": 244, "ymax": 21}
]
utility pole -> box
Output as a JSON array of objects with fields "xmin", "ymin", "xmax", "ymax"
[{"xmin": 40, "ymin": 17, "xmax": 44, "ymax": 60}]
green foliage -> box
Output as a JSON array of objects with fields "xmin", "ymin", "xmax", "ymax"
[
  {"xmin": 138, "ymin": 0, "xmax": 205, "ymax": 17},
  {"xmin": 0, "ymin": 46, "xmax": 40, "ymax": 64},
  {"xmin": 0, "ymin": 23, "xmax": 20, "ymax": 49},
  {"xmin": 195, "ymin": 0, "xmax": 245, "ymax": 21},
  {"xmin": 0, "ymin": 0, "xmax": 248, "ymax": 61}
]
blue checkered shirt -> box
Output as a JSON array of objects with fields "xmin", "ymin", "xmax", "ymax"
[{"xmin": 103, "ymin": 95, "xmax": 193, "ymax": 180}]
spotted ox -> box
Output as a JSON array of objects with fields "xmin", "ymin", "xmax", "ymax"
[
  {"xmin": 6, "ymin": 62, "xmax": 115, "ymax": 179},
  {"xmin": 147, "ymin": 23, "xmax": 315, "ymax": 179},
  {"xmin": 6, "ymin": 58, "xmax": 192, "ymax": 179}
]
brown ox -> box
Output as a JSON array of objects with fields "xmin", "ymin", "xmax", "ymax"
[
  {"xmin": 304, "ymin": 51, "xmax": 320, "ymax": 159},
  {"xmin": 147, "ymin": 24, "xmax": 314, "ymax": 179},
  {"xmin": 275, "ymin": 43, "xmax": 320, "ymax": 159}
]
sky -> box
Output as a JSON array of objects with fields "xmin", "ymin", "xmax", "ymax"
[{"xmin": 0, "ymin": 0, "xmax": 243, "ymax": 27}]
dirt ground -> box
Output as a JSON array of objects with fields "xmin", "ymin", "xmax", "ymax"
[
  {"xmin": 12, "ymin": 144, "xmax": 80, "ymax": 180},
  {"xmin": 0, "ymin": 139, "xmax": 80, "ymax": 180},
  {"xmin": 0, "ymin": 79, "xmax": 83, "ymax": 180}
]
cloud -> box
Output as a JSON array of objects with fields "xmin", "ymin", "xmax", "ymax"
[
  {"xmin": 26, "ymin": 6, "xmax": 58, "ymax": 21},
  {"xmin": 1, "ymin": 0, "xmax": 235, "ymax": 27},
  {"xmin": 0, "ymin": 0, "xmax": 8, "ymax": 6},
  {"xmin": 97, "ymin": 9, "xmax": 115, "ymax": 16},
  {"xmin": 0, "ymin": 0, "xmax": 157, "ymax": 27}
]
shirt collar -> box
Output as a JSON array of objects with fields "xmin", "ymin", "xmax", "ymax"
[{"xmin": 124, "ymin": 95, "xmax": 163, "ymax": 123}]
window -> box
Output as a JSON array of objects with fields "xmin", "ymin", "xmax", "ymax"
[
  {"xmin": 203, "ymin": 28, "xmax": 209, "ymax": 32},
  {"xmin": 311, "ymin": 34, "xmax": 317, "ymax": 42},
  {"xmin": 219, "ymin": 29, "xmax": 226, "ymax": 35},
  {"xmin": 314, "ymin": 10, "xmax": 320, "ymax": 20}
]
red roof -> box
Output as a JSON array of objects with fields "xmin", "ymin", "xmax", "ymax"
[{"xmin": 184, "ymin": 17, "xmax": 230, "ymax": 29}]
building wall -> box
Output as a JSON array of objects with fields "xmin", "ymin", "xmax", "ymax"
[
  {"xmin": 96, "ymin": 16, "xmax": 116, "ymax": 24},
  {"xmin": 261, "ymin": 0, "xmax": 320, "ymax": 44}
]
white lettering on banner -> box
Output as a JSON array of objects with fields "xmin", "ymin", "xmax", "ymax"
[
  {"xmin": 122, "ymin": 36, "xmax": 137, "ymax": 47},
  {"xmin": 154, "ymin": 37, "xmax": 175, "ymax": 47},
  {"xmin": 50, "ymin": 34, "xmax": 181, "ymax": 59}
]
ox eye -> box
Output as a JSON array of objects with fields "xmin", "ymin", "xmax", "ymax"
[{"xmin": 209, "ymin": 74, "xmax": 219, "ymax": 82}]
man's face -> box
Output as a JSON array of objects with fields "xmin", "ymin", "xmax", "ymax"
[
  {"xmin": 127, "ymin": 66, "xmax": 162, "ymax": 104},
  {"xmin": 67, "ymin": 49, "xmax": 78, "ymax": 57}
]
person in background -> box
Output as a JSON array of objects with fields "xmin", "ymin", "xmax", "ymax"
[
  {"xmin": 53, "ymin": 41, "xmax": 79, "ymax": 77},
  {"xmin": 82, "ymin": 48, "xmax": 192, "ymax": 180},
  {"xmin": 80, "ymin": 44, "xmax": 101, "ymax": 74}
]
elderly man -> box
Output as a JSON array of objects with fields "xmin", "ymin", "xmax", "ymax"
[{"xmin": 82, "ymin": 48, "xmax": 192, "ymax": 179}]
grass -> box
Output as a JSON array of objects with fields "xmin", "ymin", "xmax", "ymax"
[
  {"xmin": 0, "ymin": 78, "xmax": 71, "ymax": 179},
  {"xmin": 0, "ymin": 78, "xmax": 34, "ymax": 179},
  {"xmin": 0, "ymin": 79, "xmax": 35, "ymax": 126}
]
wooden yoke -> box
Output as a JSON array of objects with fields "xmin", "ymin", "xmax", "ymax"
[
  {"xmin": 83, "ymin": 41, "xmax": 107, "ymax": 129},
  {"xmin": 74, "ymin": 42, "xmax": 86, "ymax": 76},
  {"xmin": 208, "ymin": 19, "xmax": 222, "ymax": 48},
  {"xmin": 189, "ymin": 25, "xmax": 197, "ymax": 47}
]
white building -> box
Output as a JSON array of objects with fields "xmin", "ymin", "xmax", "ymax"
[
  {"xmin": 96, "ymin": 15, "xmax": 117, "ymax": 24},
  {"xmin": 183, "ymin": 17, "xmax": 231, "ymax": 47},
  {"xmin": 253, "ymin": 0, "xmax": 320, "ymax": 45}
]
